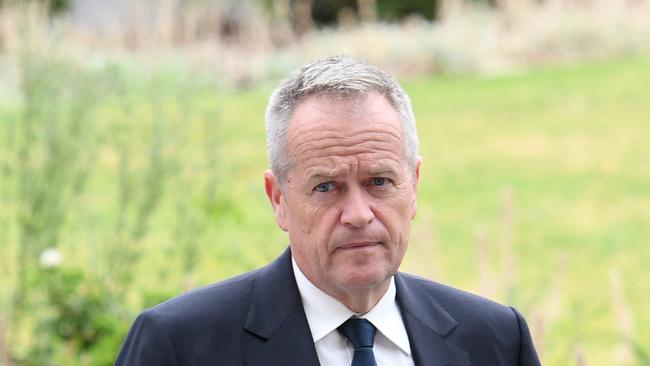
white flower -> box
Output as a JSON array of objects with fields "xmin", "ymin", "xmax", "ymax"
[{"xmin": 40, "ymin": 248, "xmax": 63, "ymax": 268}]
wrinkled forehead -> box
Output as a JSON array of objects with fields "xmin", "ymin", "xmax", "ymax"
[
  {"xmin": 286, "ymin": 91, "xmax": 405, "ymax": 168},
  {"xmin": 301, "ymin": 153, "xmax": 404, "ymax": 181}
]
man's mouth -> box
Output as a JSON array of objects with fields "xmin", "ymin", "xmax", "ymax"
[{"xmin": 338, "ymin": 242, "xmax": 381, "ymax": 249}]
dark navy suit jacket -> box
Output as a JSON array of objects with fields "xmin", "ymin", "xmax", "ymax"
[{"xmin": 115, "ymin": 248, "xmax": 541, "ymax": 365}]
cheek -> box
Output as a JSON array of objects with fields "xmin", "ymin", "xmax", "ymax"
[
  {"xmin": 379, "ymin": 190, "xmax": 415, "ymax": 234},
  {"xmin": 386, "ymin": 187, "xmax": 413, "ymax": 211},
  {"xmin": 300, "ymin": 225, "xmax": 313, "ymax": 236},
  {"xmin": 290, "ymin": 202, "xmax": 330, "ymax": 239},
  {"xmin": 303, "ymin": 207, "xmax": 342, "ymax": 247},
  {"xmin": 294, "ymin": 205, "xmax": 317, "ymax": 233}
]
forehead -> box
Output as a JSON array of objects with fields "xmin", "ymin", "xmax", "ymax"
[{"xmin": 286, "ymin": 91, "xmax": 405, "ymax": 176}]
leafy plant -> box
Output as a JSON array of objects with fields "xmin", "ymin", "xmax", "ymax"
[{"xmin": 23, "ymin": 265, "xmax": 128, "ymax": 366}]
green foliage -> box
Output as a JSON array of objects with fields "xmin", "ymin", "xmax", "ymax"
[
  {"xmin": 376, "ymin": 0, "xmax": 437, "ymax": 21},
  {"xmin": 23, "ymin": 266, "xmax": 127, "ymax": 366},
  {"xmin": 1, "ymin": 45, "xmax": 228, "ymax": 362},
  {"xmin": 311, "ymin": 0, "xmax": 358, "ymax": 25},
  {"xmin": 0, "ymin": 0, "xmax": 71, "ymax": 14},
  {"xmin": 8, "ymin": 52, "xmax": 110, "ymax": 341}
]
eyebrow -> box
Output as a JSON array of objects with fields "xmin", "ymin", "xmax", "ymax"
[
  {"xmin": 367, "ymin": 167, "xmax": 398, "ymax": 176},
  {"xmin": 366, "ymin": 162, "xmax": 400, "ymax": 176},
  {"xmin": 305, "ymin": 171, "xmax": 343, "ymax": 183}
]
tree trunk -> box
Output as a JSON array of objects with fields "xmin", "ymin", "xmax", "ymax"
[
  {"xmin": 438, "ymin": 0, "xmax": 462, "ymax": 20},
  {"xmin": 294, "ymin": 0, "xmax": 313, "ymax": 36},
  {"xmin": 358, "ymin": 0, "xmax": 377, "ymax": 23}
]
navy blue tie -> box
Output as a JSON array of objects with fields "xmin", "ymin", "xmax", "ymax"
[{"xmin": 337, "ymin": 318, "xmax": 378, "ymax": 366}]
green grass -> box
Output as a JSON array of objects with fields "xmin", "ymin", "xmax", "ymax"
[
  {"xmin": 405, "ymin": 57, "xmax": 650, "ymax": 365},
  {"xmin": 1, "ymin": 56, "xmax": 649, "ymax": 365}
]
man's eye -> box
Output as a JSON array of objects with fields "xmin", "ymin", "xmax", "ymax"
[
  {"xmin": 314, "ymin": 182, "xmax": 335, "ymax": 193},
  {"xmin": 371, "ymin": 177, "xmax": 388, "ymax": 186}
]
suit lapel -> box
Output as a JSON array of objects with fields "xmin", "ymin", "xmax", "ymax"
[
  {"xmin": 395, "ymin": 274, "xmax": 469, "ymax": 366},
  {"xmin": 243, "ymin": 248, "xmax": 320, "ymax": 366}
]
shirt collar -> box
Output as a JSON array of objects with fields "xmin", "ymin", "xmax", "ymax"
[{"xmin": 291, "ymin": 256, "xmax": 412, "ymax": 355}]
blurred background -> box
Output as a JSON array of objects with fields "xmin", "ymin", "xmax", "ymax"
[{"xmin": 0, "ymin": 0, "xmax": 649, "ymax": 365}]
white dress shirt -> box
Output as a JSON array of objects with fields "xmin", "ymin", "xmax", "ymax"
[{"xmin": 292, "ymin": 257, "xmax": 415, "ymax": 366}]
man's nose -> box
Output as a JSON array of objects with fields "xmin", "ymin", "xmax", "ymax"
[{"xmin": 340, "ymin": 187, "xmax": 374, "ymax": 228}]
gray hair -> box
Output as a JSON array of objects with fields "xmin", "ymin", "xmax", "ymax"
[{"xmin": 265, "ymin": 56, "xmax": 419, "ymax": 184}]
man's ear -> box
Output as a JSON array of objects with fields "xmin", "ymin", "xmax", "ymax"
[
  {"xmin": 264, "ymin": 170, "xmax": 288, "ymax": 231},
  {"xmin": 410, "ymin": 157, "xmax": 422, "ymax": 220}
]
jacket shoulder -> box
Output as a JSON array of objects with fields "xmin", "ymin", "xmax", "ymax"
[
  {"xmin": 397, "ymin": 272, "xmax": 541, "ymax": 365},
  {"xmin": 147, "ymin": 267, "xmax": 261, "ymax": 325},
  {"xmin": 398, "ymin": 272, "xmax": 515, "ymax": 320},
  {"xmin": 116, "ymin": 268, "xmax": 266, "ymax": 365}
]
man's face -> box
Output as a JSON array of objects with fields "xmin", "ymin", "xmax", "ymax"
[{"xmin": 265, "ymin": 91, "xmax": 420, "ymax": 302}]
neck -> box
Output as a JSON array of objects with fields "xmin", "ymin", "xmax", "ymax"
[{"xmin": 290, "ymin": 256, "xmax": 393, "ymax": 314}]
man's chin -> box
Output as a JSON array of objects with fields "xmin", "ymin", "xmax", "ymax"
[{"xmin": 333, "ymin": 267, "xmax": 393, "ymax": 292}]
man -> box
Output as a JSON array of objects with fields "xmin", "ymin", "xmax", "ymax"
[{"xmin": 115, "ymin": 56, "xmax": 541, "ymax": 365}]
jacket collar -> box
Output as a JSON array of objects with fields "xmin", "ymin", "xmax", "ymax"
[
  {"xmin": 243, "ymin": 248, "xmax": 320, "ymax": 366},
  {"xmin": 395, "ymin": 273, "xmax": 470, "ymax": 366}
]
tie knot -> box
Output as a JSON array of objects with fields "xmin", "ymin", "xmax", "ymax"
[{"xmin": 338, "ymin": 318, "xmax": 377, "ymax": 349}]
